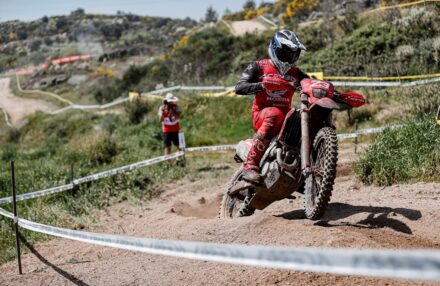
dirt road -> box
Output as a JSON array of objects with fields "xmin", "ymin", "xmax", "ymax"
[
  {"xmin": 230, "ymin": 19, "xmax": 268, "ymax": 36},
  {"xmin": 1, "ymin": 150, "xmax": 439, "ymax": 286},
  {"xmin": 0, "ymin": 78, "xmax": 55, "ymax": 125}
]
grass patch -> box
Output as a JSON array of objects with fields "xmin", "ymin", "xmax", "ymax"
[
  {"xmin": 354, "ymin": 114, "xmax": 440, "ymax": 186},
  {"xmin": 0, "ymin": 93, "xmax": 250, "ymax": 264}
]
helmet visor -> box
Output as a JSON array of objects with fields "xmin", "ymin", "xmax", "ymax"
[{"xmin": 275, "ymin": 45, "xmax": 300, "ymax": 64}]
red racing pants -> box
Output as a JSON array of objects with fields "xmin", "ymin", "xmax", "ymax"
[{"xmin": 244, "ymin": 107, "xmax": 287, "ymax": 171}]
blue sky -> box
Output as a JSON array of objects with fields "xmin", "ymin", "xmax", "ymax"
[{"xmin": 0, "ymin": 0, "xmax": 276, "ymax": 22}]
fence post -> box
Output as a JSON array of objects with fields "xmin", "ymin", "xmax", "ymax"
[
  {"xmin": 178, "ymin": 132, "xmax": 186, "ymax": 167},
  {"xmin": 354, "ymin": 121, "xmax": 358, "ymax": 154},
  {"xmin": 11, "ymin": 161, "xmax": 23, "ymax": 275}
]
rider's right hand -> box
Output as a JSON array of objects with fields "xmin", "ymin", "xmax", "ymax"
[{"xmin": 262, "ymin": 76, "xmax": 293, "ymax": 91}]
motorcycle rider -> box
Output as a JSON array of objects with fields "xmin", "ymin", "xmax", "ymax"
[{"xmin": 235, "ymin": 30, "xmax": 309, "ymax": 184}]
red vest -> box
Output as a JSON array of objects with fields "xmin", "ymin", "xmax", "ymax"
[
  {"xmin": 159, "ymin": 105, "xmax": 180, "ymax": 133},
  {"xmin": 253, "ymin": 59, "xmax": 302, "ymax": 113}
]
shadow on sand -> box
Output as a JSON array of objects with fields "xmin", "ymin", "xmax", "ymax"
[
  {"xmin": 19, "ymin": 234, "xmax": 90, "ymax": 286},
  {"xmin": 277, "ymin": 202, "xmax": 422, "ymax": 234}
]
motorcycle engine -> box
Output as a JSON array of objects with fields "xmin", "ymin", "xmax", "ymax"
[{"xmin": 261, "ymin": 160, "xmax": 281, "ymax": 189}]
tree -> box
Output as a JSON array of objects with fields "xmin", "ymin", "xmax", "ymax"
[
  {"xmin": 204, "ymin": 6, "xmax": 218, "ymax": 23},
  {"xmin": 71, "ymin": 8, "xmax": 85, "ymax": 17},
  {"xmin": 243, "ymin": 0, "xmax": 256, "ymax": 10},
  {"xmin": 29, "ymin": 39, "xmax": 42, "ymax": 52}
]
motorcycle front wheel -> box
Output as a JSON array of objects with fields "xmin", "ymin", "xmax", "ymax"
[
  {"xmin": 219, "ymin": 166, "xmax": 245, "ymax": 219},
  {"xmin": 304, "ymin": 127, "xmax": 338, "ymax": 220}
]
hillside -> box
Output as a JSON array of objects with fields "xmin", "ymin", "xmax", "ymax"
[
  {"xmin": 0, "ymin": 1, "xmax": 439, "ymax": 284},
  {"xmin": 0, "ymin": 10, "xmax": 197, "ymax": 73}
]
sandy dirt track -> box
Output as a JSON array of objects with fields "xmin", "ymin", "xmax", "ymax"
[
  {"xmin": 230, "ymin": 19, "xmax": 268, "ymax": 36},
  {"xmin": 0, "ymin": 155, "xmax": 439, "ymax": 286},
  {"xmin": 0, "ymin": 78, "xmax": 55, "ymax": 125}
]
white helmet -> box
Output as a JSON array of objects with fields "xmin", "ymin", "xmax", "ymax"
[{"xmin": 268, "ymin": 30, "xmax": 306, "ymax": 75}]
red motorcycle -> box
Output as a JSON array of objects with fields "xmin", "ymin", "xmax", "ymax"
[{"xmin": 220, "ymin": 79, "xmax": 365, "ymax": 219}]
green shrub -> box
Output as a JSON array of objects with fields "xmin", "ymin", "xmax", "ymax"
[
  {"xmin": 347, "ymin": 108, "xmax": 374, "ymax": 126},
  {"xmin": 88, "ymin": 136, "xmax": 119, "ymax": 166},
  {"xmin": 125, "ymin": 98, "xmax": 149, "ymax": 124},
  {"xmin": 354, "ymin": 114, "xmax": 440, "ymax": 186},
  {"xmin": 399, "ymin": 83, "xmax": 440, "ymax": 116},
  {"xmin": 7, "ymin": 128, "xmax": 20, "ymax": 143},
  {"xmin": 1, "ymin": 144, "xmax": 17, "ymax": 162}
]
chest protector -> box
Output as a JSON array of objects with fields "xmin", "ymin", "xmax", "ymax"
[{"xmin": 253, "ymin": 59, "xmax": 302, "ymax": 113}]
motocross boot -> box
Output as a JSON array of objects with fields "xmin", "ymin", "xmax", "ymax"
[
  {"xmin": 243, "ymin": 134, "xmax": 270, "ymax": 184},
  {"xmin": 236, "ymin": 189, "xmax": 256, "ymax": 217}
]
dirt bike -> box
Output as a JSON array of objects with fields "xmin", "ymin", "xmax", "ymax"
[{"xmin": 220, "ymin": 78, "xmax": 365, "ymax": 220}]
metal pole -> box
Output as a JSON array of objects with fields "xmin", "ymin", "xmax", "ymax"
[
  {"xmin": 70, "ymin": 163, "xmax": 74, "ymax": 183},
  {"xmin": 354, "ymin": 122, "xmax": 358, "ymax": 154},
  {"xmin": 69, "ymin": 163, "xmax": 75, "ymax": 196},
  {"xmin": 11, "ymin": 161, "xmax": 23, "ymax": 275}
]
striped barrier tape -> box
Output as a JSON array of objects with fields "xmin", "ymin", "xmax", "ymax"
[
  {"xmin": 48, "ymin": 86, "xmax": 229, "ymax": 114},
  {"xmin": 72, "ymin": 151, "xmax": 184, "ymax": 185},
  {"xmin": 0, "ymin": 125, "xmax": 397, "ymax": 206},
  {"xmin": 28, "ymin": 74, "xmax": 440, "ymax": 115},
  {"xmin": 0, "ymin": 207, "xmax": 439, "ymax": 281},
  {"xmin": 0, "ymin": 152, "xmax": 184, "ymax": 205},
  {"xmin": 331, "ymin": 77, "xmax": 440, "ymax": 87},
  {"xmin": 186, "ymin": 145, "xmax": 237, "ymax": 152}
]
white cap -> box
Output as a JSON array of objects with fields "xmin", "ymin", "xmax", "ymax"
[{"xmin": 164, "ymin": 93, "xmax": 178, "ymax": 103}]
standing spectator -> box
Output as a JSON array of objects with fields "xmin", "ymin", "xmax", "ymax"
[{"xmin": 158, "ymin": 93, "xmax": 181, "ymax": 155}]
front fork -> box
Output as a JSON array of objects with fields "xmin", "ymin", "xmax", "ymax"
[{"xmin": 300, "ymin": 93, "xmax": 312, "ymax": 177}]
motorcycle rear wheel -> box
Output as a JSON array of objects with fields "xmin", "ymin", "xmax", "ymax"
[
  {"xmin": 219, "ymin": 166, "xmax": 245, "ymax": 219},
  {"xmin": 304, "ymin": 127, "xmax": 338, "ymax": 220}
]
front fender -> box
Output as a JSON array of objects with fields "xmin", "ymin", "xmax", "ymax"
[{"xmin": 310, "ymin": 97, "xmax": 341, "ymax": 110}]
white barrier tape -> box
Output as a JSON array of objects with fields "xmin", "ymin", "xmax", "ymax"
[
  {"xmin": 331, "ymin": 77, "xmax": 440, "ymax": 87},
  {"xmin": 72, "ymin": 152, "xmax": 184, "ymax": 185},
  {"xmin": 49, "ymin": 106, "xmax": 73, "ymax": 115},
  {"xmin": 259, "ymin": 15, "xmax": 277, "ymax": 27},
  {"xmin": 0, "ymin": 125, "xmax": 398, "ymax": 205},
  {"xmin": 48, "ymin": 86, "xmax": 228, "ymax": 114},
  {"xmin": 337, "ymin": 125, "xmax": 401, "ymax": 139},
  {"xmin": 186, "ymin": 145, "xmax": 237, "ymax": 152},
  {"xmin": 0, "ymin": 152, "xmax": 184, "ymax": 205},
  {"xmin": 337, "ymin": 133, "xmax": 358, "ymax": 139},
  {"xmin": 99, "ymin": 98, "xmax": 129, "ymax": 109},
  {"xmin": 400, "ymin": 77, "xmax": 440, "ymax": 86},
  {"xmin": 180, "ymin": 86, "xmax": 226, "ymax": 91},
  {"xmin": 0, "ymin": 207, "xmax": 13, "ymax": 219},
  {"xmin": 149, "ymin": 86, "xmax": 182, "ymax": 94},
  {"xmin": 37, "ymin": 76, "xmax": 440, "ymax": 115},
  {"xmin": 0, "ymin": 207, "xmax": 439, "ymax": 281},
  {"xmin": 0, "ymin": 184, "xmax": 74, "ymax": 205}
]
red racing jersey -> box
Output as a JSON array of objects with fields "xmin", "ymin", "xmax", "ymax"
[{"xmin": 235, "ymin": 59, "xmax": 309, "ymax": 114}]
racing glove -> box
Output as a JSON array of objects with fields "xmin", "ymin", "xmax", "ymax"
[{"xmin": 262, "ymin": 77, "xmax": 293, "ymax": 91}]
